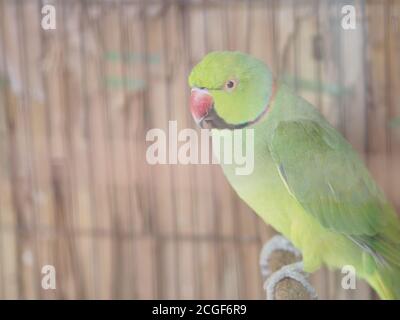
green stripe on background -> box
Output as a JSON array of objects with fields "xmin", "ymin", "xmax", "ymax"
[
  {"xmin": 105, "ymin": 76, "xmax": 146, "ymax": 90},
  {"xmin": 283, "ymin": 74, "xmax": 350, "ymax": 97},
  {"xmin": 104, "ymin": 51, "xmax": 160, "ymax": 65}
]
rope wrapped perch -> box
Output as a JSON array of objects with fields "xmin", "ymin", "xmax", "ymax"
[{"xmin": 260, "ymin": 235, "xmax": 318, "ymax": 300}]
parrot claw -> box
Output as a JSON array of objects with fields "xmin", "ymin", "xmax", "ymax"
[
  {"xmin": 259, "ymin": 235, "xmax": 302, "ymax": 279},
  {"xmin": 263, "ymin": 262, "xmax": 318, "ymax": 300}
]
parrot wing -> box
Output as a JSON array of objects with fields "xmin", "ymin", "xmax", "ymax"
[{"xmin": 269, "ymin": 119, "xmax": 400, "ymax": 266}]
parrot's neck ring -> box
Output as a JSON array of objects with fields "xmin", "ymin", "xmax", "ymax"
[{"xmin": 244, "ymin": 80, "xmax": 277, "ymax": 128}]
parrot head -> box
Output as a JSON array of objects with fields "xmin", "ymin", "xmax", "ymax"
[{"xmin": 188, "ymin": 51, "xmax": 274, "ymax": 129}]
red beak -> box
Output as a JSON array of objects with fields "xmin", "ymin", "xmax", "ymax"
[{"xmin": 190, "ymin": 88, "xmax": 214, "ymax": 124}]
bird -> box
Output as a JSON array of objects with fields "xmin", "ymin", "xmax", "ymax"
[{"xmin": 188, "ymin": 51, "xmax": 400, "ymax": 299}]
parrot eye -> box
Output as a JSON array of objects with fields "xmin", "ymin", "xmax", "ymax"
[{"xmin": 224, "ymin": 79, "xmax": 237, "ymax": 92}]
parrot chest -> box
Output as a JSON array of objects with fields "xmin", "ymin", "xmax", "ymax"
[{"xmin": 213, "ymin": 128, "xmax": 302, "ymax": 238}]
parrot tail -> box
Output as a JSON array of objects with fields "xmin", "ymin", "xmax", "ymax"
[
  {"xmin": 366, "ymin": 234, "xmax": 400, "ymax": 300},
  {"xmin": 368, "ymin": 266, "xmax": 400, "ymax": 300},
  {"xmin": 362, "ymin": 210, "xmax": 400, "ymax": 300}
]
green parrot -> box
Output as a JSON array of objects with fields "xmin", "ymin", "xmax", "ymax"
[{"xmin": 188, "ymin": 51, "xmax": 400, "ymax": 299}]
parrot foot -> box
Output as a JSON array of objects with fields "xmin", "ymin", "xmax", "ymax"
[
  {"xmin": 263, "ymin": 262, "xmax": 318, "ymax": 300},
  {"xmin": 259, "ymin": 235, "xmax": 302, "ymax": 279}
]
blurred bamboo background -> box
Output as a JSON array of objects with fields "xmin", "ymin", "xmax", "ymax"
[{"xmin": 0, "ymin": 0, "xmax": 399, "ymax": 299}]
